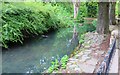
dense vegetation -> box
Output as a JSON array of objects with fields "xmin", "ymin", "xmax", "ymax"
[
  {"xmin": 1, "ymin": 2, "xmax": 98, "ymax": 48},
  {"xmin": 116, "ymin": 1, "xmax": 120, "ymax": 16},
  {"xmin": 2, "ymin": 2, "xmax": 118, "ymax": 48},
  {"xmin": 1, "ymin": 2, "xmax": 75, "ymax": 48}
]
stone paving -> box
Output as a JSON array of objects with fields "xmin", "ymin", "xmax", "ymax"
[
  {"xmin": 108, "ymin": 25, "xmax": 119, "ymax": 73},
  {"xmin": 51, "ymin": 25, "xmax": 120, "ymax": 73},
  {"xmin": 55, "ymin": 32, "xmax": 110, "ymax": 73},
  {"xmin": 109, "ymin": 49, "xmax": 118, "ymax": 73}
]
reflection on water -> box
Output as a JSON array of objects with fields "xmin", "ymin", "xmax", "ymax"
[{"xmin": 2, "ymin": 28, "xmax": 79, "ymax": 73}]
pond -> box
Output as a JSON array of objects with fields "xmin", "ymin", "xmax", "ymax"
[{"xmin": 2, "ymin": 28, "xmax": 79, "ymax": 73}]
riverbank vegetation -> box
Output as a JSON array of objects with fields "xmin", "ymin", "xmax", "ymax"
[
  {"xmin": 2, "ymin": 2, "xmax": 119, "ymax": 48},
  {"xmin": 48, "ymin": 55, "xmax": 69, "ymax": 73},
  {"xmin": 1, "ymin": 2, "xmax": 99, "ymax": 48},
  {"xmin": 2, "ymin": 2, "xmax": 75, "ymax": 48}
]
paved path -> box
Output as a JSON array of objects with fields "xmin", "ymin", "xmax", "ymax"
[
  {"xmin": 55, "ymin": 32, "xmax": 109, "ymax": 73},
  {"xmin": 109, "ymin": 25, "xmax": 120, "ymax": 74},
  {"xmin": 53, "ymin": 25, "xmax": 119, "ymax": 73},
  {"xmin": 109, "ymin": 49, "xmax": 118, "ymax": 73},
  {"xmin": 117, "ymin": 40, "xmax": 120, "ymax": 74}
]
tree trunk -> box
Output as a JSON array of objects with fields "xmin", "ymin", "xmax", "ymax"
[
  {"xmin": 73, "ymin": 1, "xmax": 80, "ymax": 19},
  {"xmin": 109, "ymin": 2, "xmax": 116, "ymax": 25},
  {"xmin": 97, "ymin": 2, "xmax": 110, "ymax": 34}
]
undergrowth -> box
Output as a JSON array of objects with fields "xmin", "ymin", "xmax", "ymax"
[{"xmin": 48, "ymin": 55, "xmax": 69, "ymax": 73}]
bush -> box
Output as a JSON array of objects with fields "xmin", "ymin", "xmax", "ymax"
[
  {"xmin": 77, "ymin": 22, "xmax": 96, "ymax": 36},
  {"xmin": 60, "ymin": 55, "xmax": 69, "ymax": 69},
  {"xmin": 1, "ymin": 2, "xmax": 74, "ymax": 48},
  {"xmin": 86, "ymin": 2, "xmax": 98, "ymax": 17},
  {"xmin": 77, "ymin": 2, "xmax": 87, "ymax": 23},
  {"xmin": 84, "ymin": 24, "xmax": 96, "ymax": 32},
  {"xmin": 54, "ymin": 3, "xmax": 75, "ymax": 27},
  {"xmin": 92, "ymin": 19, "xmax": 97, "ymax": 28},
  {"xmin": 79, "ymin": 34, "xmax": 85, "ymax": 44},
  {"xmin": 48, "ymin": 59, "xmax": 59, "ymax": 73},
  {"xmin": 116, "ymin": 1, "xmax": 120, "ymax": 17},
  {"xmin": 48, "ymin": 55, "xmax": 69, "ymax": 73}
]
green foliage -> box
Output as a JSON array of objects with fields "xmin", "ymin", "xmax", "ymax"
[
  {"xmin": 76, "ymin": 2, "xmax": 98, "ymax": 23},
  {"xmin": 79, "ymin": 34, "xmax": 84, "ymax": 44},
  {"xmin": 92, "ymin": 19, "xmax": 97, "ymax": 28},
  {"xmin": 54, "ymin": 3, "xmax": 75, "ymax": 27},
  {"xmin": 78, "ymin": 22, "xmax": 96, "ymax": 44},
  {"xmin": 48, "ymin": 55, "xmax": 69, "ymax": 73},
  {"xmin": 86, "ymin": 2, "xmax": 98, "ymax": 17},
  {"xmin": 48, "ymin": 66, "xmax": 54, "ymax": 73},
  {"xmin": 2, "ymin": 2, "xmax": 99, "ymax": 48},
  {"xmin": 116, "ymin": 1, "xmax": 120, "ymax": 16},
  {"xmin": 60, "ymin": 55, "xmax": 69, "ymax": 69},
  {"xmin": 48, "ymin": 59, "xmax": 59, "ymax": 73},
  {"xmin": 78, "ymin": 26, "xmax": 87, "ymax": 34},
  {"xmin": 1, "ymin": 2, "xmax": 74, "ymax": 48},
  {"xmin": 87, "ymin": 24, "xmax": 96, "ymax": 32},
  {"xmin": 55, "ymin": 2, "xmax": 73, "ymax": 14},
  {"xmin": 77, "ymin": 2, "xmax": 87, "ymax": 23}
]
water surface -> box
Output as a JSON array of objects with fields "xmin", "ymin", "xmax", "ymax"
[{"xmin": 2, "ymin": 28, "xmax": 79, "ymax": 73}]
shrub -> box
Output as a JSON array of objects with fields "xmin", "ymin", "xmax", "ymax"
[
  {"xmin": 1, "ymin": 2, "xmax": 74, "ymax": 48},
  {"xmin": 54, "ymin": 3, "xmax": 75, "ymax": 27},
  {"xmin": 60, "ymin": 55, "xmax": 69, "ymax": 69},
  {"xmin": 84, "ymin": 24, "xmax": 96, "ymax": 32},
  {"xmin": 79, "ymin": 34, "xmax": 85, "ymax": 44},
  {"xmin": 86, "ymin": 2, "xmax": 98, "ymax": 17},
  {"xmin": 77, "ymin": 2, "xmax": 87, "ymax": 23},
  {"xmin": 48, "ymin": 59, "xmax": 59, "ymax": 73},
  {"xmin": 116, "ymin": 1, "xmax": 120, "ymax": 17},
  {"xmin": 48, "ymin": 55, "xmax": 69, "ymax": 73},
  {"xmin": 92, "ymin": 19, "xmax": 97, "ymax": 28},
  {"xmin": 77, "ymin": 19, "xmax": 97, "ymax": 46}
]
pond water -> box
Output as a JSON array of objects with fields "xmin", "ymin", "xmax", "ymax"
[{"xmin": 2, "ymin": 28, "xmax": 79, "ymax": 73}]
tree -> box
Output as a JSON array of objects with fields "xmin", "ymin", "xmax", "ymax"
[
  {"xmin": 109, "ymin": 2, "xmax": 116, "ymax": 25},
  {"xmin": 97, "ymin": 2, "xmax": 110, "ymax": 34},
  {"xmin": 70, "ymin": 0, "xmax": 80, "ymax": 45},
  {"xmin": 73, "ymin": 0, "xmax": 80, "ymax": 19}
]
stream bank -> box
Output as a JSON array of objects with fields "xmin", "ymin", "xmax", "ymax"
[
  {"xmin": 2, "ymin": 28, "xmax": 79, "ymax": 73},
  {"xmin": 52, "ymin": 32, "xmax": 110, "ymax": 73}
]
